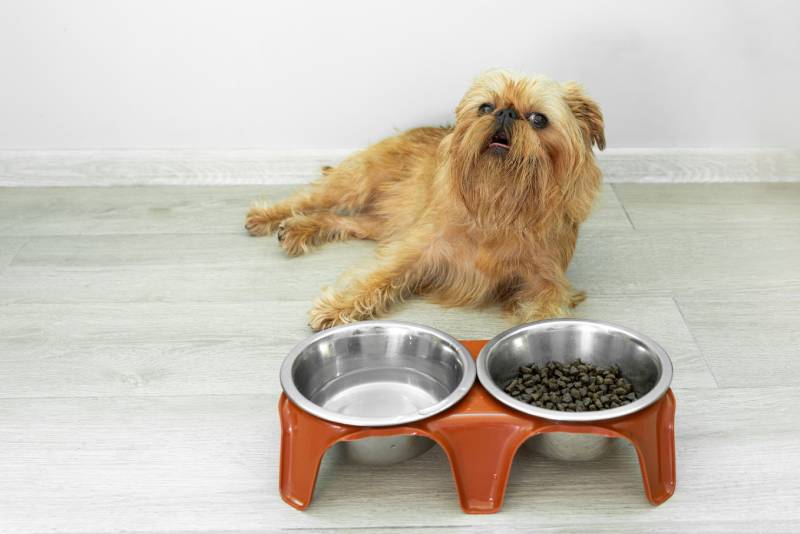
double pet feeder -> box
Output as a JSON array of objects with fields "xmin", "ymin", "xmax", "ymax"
[{"xmin": 279, "ymin": 320, "xmax": 676, "ymax": 513}]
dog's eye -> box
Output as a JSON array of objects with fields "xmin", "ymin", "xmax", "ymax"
[
  {"xmin": 529, "ymin": 112, "xmax": 548, "ymax": 129},
  {"xmin": 478, "ymin": 103, "xmax": 495, "ymax": 115}
]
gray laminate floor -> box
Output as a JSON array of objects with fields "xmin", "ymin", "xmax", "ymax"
[{"xmin": 1, "ymin": 183, "xmax": 799, "ymax": 533}]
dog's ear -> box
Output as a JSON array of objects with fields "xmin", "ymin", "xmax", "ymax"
[{"xmin": 562, "ymin": 82, "xmax": 606, "ymax": 150}]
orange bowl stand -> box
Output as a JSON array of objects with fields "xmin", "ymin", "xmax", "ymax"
[{"xmin": 279, "ymin": 339, "xmax": 676, "ymax": 513}]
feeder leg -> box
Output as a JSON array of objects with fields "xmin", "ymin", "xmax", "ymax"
[
  {"xmin": 432, "ymin": 422, "xmax": 530, "ymax": 513},
  {"xmin": 616, "ymin": 390, "xmax": 677, "ymax": 505},
  {"xmin": 278, "ymin": 395, "xmax": 352, "ymax": 510}
]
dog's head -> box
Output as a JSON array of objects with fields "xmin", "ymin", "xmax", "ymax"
[{"xmin": 446, "ymin": 70, "xmax": 605, "ymax": 228}]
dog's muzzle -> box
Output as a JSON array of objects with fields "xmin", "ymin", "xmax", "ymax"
[{"xmin": 488, "ymin": 108, "xmax": 517, "ymax": 153}]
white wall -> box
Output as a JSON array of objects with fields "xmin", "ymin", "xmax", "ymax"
[{"xmin": 0, "ymin": 0, "xmax": 798, "ymax": 150}]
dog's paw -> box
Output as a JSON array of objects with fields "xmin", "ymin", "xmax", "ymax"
[
  {"xmin": 244, "ymin": 204, "xmax": 286, "ymax": 236},
  {"xmin": 513, "ymin": 301, "xmax": 569, "ymax": 323},
  {"xmin": 531, "ymin": 307, "xmax": 568, "ymax": 322},
  {"xmin": 276, "ymin": 215, "xmax": 320, "ymax": 257},
  {"xmin": 308, "ymin": 294, "xmax": 358, "ymax": 331}
]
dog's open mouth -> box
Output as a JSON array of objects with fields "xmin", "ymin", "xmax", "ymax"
[{"xmin": 488, "ymin": 130, "xmax": 511, "ymax": 153}]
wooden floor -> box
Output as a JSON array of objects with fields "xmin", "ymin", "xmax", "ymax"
[{"xmin": 1, "ymin": 183, "xmax": 799, "ymax": 533}]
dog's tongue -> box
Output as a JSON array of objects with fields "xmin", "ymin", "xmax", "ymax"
[{"xmin": 490, "ymin": 131, "xmax": 510, "ymax": 149}]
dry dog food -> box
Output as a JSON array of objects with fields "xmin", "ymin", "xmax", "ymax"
[{"xmin": 503, "ymin": 360, "xmax": 639, "ymax": 412}]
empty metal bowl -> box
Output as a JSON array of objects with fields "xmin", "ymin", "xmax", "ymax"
[
  {"xmin": 327, "ymin": 435, "xmax": 437, "ymax": 465},
  {"xmin": 280, "ymin": 320, "xmax": 475, "ymax": 464},
  {"xmin": 478, "ymin": 319, "xmax": 673, "ymax": 461}
]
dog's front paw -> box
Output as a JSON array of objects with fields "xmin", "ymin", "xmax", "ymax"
[
  {"xmin": 277, "ymin": 215, "xmax": 319, "ymax": 257},
  {"xmin": 308, "ymin": 294, "xmax": 359, "ymax": 331},
  {"xmin": 513, "ymin": 301, "xmax": 569, "ymax": 323},
  {"xmin": 244, "ymin": 204, "xmax": 286, "ymax": 236}
]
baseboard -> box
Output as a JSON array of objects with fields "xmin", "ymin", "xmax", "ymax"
[{"xmin": 0, "ymin": 148, "xmax": 798, "ymax": 186}]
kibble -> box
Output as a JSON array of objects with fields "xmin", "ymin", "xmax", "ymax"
[{"xmin": 502, "ymin": 359, "xmax": 640, "ymax": 412}]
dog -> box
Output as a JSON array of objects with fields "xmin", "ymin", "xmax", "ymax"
[{"xmin": 245, "ymin": 70, "xmax": 605, "ymax": 331}]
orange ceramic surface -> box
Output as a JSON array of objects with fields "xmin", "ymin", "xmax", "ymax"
[{"xmin": 279, "ymin": 339, "xmax": 676, "ymax": 513}]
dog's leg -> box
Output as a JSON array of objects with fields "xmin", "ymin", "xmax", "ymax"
[
  {"xmin": 245, "ymin": 185, "xmax": 342, "ymax": 237},
  {"xmin": 308, "ymin": 245, "xmax": 422, "ymax": 330},
  {"xmin": 245, "ymin": 157, "xmax": 378, "ymax": 237},
  {"xmin": 277, "ymin": 212, "xmax": 382, "ymax": 257},
  {"xmin": 511, "ymin": 260, "xmax": 574, "ymax": 323}
]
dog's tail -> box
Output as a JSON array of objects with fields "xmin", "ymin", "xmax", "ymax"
[{"xmin": 569, "ymin": 290, "xmax": 587, "ymax": 308}]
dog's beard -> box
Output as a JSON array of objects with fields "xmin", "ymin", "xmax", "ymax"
[{"xmin": 448, "ymin": 126, "xmax": 558, "ymax": 230}]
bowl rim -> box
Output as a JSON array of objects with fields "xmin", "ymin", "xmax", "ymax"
[
  {"xmin": 477, "ymin": 319, "xmax": 673, "ymax": 422},
  {"xmin": 279, "ymin": 320, "xmax": 477, "ymax": 427}
]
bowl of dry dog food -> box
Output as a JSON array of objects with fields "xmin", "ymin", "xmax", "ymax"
[
  {"xmin": 280, "ymin": 320, "xmax": 476, "ymax": 465},
  {"xmin": 477, "ymin": 319, "xmax": 673, "ymax": 461}
]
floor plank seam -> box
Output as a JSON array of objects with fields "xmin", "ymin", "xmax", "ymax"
[
  {"xmin": 0, "ymin": 385, "xmax": 729, "ymax": 403},
  {"xmin": 610, "ymin": 183, "xmax": 637, "ymax": 231},
  {"xmin": 0, "ymin": 232, "xmax": 249, "ymax": 238},
  {"xmin": 0, "ymin": 237, "xmax": 29, "ymax": 273},
  {"xmin": 283, "ymin": 527, "xmax": 473, "ymax": 532},
  {"xmin": 0, "ymin": 392, "xmax": 274, "ymax": 402},
  {"xmin": 0, "ymin": 294, "xmax": 696, "ymax": 306},
  {"xmin": 672, "ymin": 294, "xmax": 721, "ymax": 388}
]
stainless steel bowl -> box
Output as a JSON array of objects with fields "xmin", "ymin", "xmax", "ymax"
[
  {"xmin": 280, "ymin": 320, "xmax": 475, "ymax": 464},
  {"xmin": 328, "ymin": 435, "xmax": 437, "ymax": 465},
  {"xmin": 478, "ymin": 319, "xmax": 673, "ymax": 461}
]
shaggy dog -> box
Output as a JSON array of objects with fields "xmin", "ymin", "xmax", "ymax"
[{"xmin": 245, "ymin": 70, "xmax": 605, "ymax": 330}]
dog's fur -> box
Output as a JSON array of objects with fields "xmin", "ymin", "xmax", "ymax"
[{"xmin": 245, "ymin": 70, "xmax": 605, "ymax": 330}]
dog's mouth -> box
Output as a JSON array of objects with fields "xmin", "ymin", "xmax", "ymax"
[{"xmin": 488, "ymin": 130, "xmax": 511, "ymax": 153}]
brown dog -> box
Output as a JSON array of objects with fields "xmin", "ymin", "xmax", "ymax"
[{"xmin": 245, "ymin": 70, "xmax": 605, "ymax": 330}]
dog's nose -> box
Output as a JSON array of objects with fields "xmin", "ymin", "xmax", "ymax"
[{"xmin": 495, "ymin": 108, "xmax": 518, "ymax": 129}]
